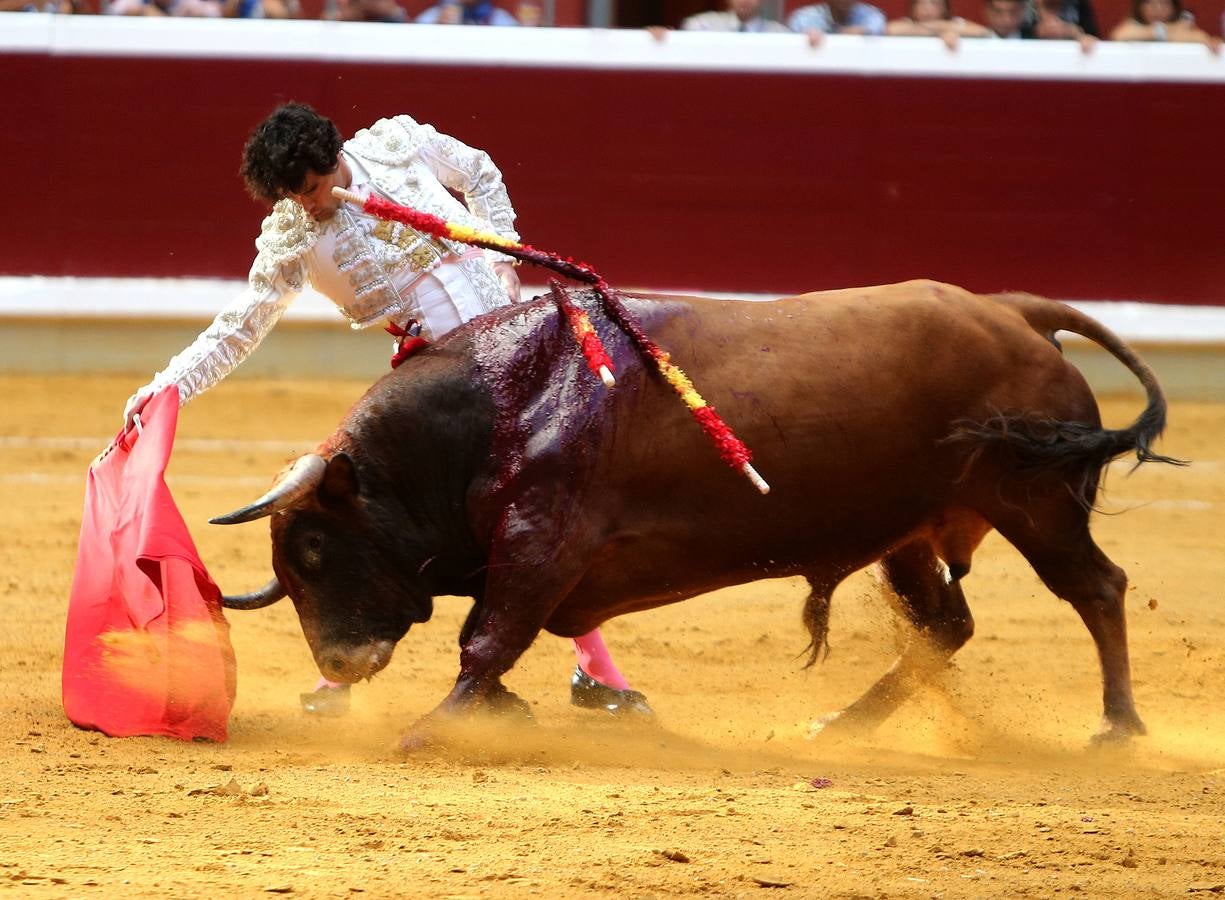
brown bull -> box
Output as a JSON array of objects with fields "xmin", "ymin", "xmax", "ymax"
[{"xmin": 215, "ymin": 280, "xmax": 1177, "ymax": 745}]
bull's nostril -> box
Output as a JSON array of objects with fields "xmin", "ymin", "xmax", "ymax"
[{"xmin": 325, "ymin": 656, "xmax": 347, "ymax": 678}]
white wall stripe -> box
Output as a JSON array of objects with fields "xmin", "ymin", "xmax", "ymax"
[
  {"xmin": 4, "ymin": 276, "xmax": 1225, "ymax": 343},
  {"xmin": 5, "ymin": 15, "xmax": 1225, "ymax": 83}
]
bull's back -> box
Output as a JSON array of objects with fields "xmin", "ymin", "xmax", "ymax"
[
  {"xmin": 613, "ymin": 279, "xmax": 1086, "ymax": 480},
  {"xmin": 552, "ymin": 281, "xmax": 1095, "ymax": 616}
]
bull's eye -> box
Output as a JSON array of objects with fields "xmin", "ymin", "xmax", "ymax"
[{"xmin": 301, "ymin": 532, "xmax": 325, "ymax": 572}]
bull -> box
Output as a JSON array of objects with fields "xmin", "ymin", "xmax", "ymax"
[{"xmin": 214, "ymin": 280, "xmax": 1177, "ymax": 744}]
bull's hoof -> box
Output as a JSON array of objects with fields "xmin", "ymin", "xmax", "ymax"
[
  {"xmin": 807, "ymin": 709, "xmax": 880, "ymax": 741},
  {"xmin": 397, "ymin": 721, "xmax": 440, "ymax": 754},
  {"xmin": 396, "ymin": 689, "xmax": 534, "ymax": 754},
  {"xmin": 300, "ymin": 683, "xmax": 351, "ymax": 717},
  {"xmin": 570, "ymin": 667, "xmax": 654, "ymax": 718},
  {"xmin": 806, "ymin": 710, "xmax": 845, "ymax": 739},
  {"xmin": 484, "ymin": 684, "xmax": 535, "ymax": 721},
  {"xmin": 1090, "ymin": 712, "xmax": 1147, "ymax": 745}
]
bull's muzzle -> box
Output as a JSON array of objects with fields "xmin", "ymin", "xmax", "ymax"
[{"xmin": 317, "ymin": 640, "xmax": 396, "ymax": 683}]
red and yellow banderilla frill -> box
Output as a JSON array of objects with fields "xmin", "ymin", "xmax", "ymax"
[{"xmin": 331, "ymin": 187, "xmax": 769, "ymax": 495}]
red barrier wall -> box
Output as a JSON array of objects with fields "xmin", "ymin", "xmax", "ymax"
[{"xmin": 3, "ymin": 50, "xmax": 1223, "ymax": 304}]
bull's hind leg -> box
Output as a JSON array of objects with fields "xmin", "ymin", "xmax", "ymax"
[
  {"xmin": 814, "ymin": 540, "xmax": 974, "ymax": 736},
  {"xmin": 990, "ymin": 503, "xmax": 1145, "ymax": 742}
]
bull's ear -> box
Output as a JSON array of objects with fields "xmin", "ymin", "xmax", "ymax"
[{"xmin": 319, "ymin": 452, "xmax": 360, "ymax": 506}]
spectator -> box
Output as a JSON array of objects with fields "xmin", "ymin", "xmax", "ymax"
[
  {"xmin": 682, "ymin": 0, "xmax": 790, "ymax": 31},
  {"xmin": 106, "ymin": 0, "xmax": 221, "ymax": 14},
  {"xmin": 1, "ymin": 0, "xmax": 80, "ymax": 10},
  {"xmin": 333, "ymin": 0, "xmax": 404, "ymax": 20},
  {"xmin": 1109, "ymin": 0, "xmax": 1218, "ymax": 45},
  {"xmin": 223, "ymin": 0, "xmax": 297, "ymax": 17},
  {"xmin": 1030, "ymin": 0, "xmax": 1098, "ymax": 37},
  {"xmin": 982, "ymin": 0, "xmax": 1032, "ymax": 36},
  {"xmin": 514, "ymin": 0, "xmax": 541, "ymax": 24},
  {"xmin": 415, "ymin": 0, "xmax": 518, "ymax": 24},
  {"xmin": 886, "ymin": 0, "xmax": 989, "ymax": 39},
  {"xmin": 788, "ymin": 0, "xmax": 887, "ymax": 34}
]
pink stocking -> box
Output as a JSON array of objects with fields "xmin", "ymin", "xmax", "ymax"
[{"xmin": 572, "ymin": 628, "xmax": 630, "ymax": 690}]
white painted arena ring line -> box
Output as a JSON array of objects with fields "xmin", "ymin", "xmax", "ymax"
[
  {"xmin": 3, "ymin": 276, "xmax": 1225, "ymax": 345},
  {"xmin": 1103, "ymin": 497, "xmax": 1214, "ymax": 511},
  {"xmin": 4, "ymin": 14, "xmax": 1224, "ymax": 84}
]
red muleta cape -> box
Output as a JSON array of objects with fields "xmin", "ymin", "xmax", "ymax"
[{"xmin": 62, "ymin": 387, "xmax": 236, "ymax": 741}]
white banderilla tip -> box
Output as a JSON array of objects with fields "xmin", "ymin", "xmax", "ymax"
[
  {"xmin": 742, "ymin": 462, "xmax": 770, "ymax": 495},
  {"xmin": 331, "ymin": 186, "xmax": 364, "ymax": 205},
  {"xmin": 598, "ymin": 365, "xmax": 616, "ymax": 388}
]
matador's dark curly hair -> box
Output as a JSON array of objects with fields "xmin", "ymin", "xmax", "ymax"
[{"xmin": 240, "ymin": 102, "xmax": 344, "ymax": 204}]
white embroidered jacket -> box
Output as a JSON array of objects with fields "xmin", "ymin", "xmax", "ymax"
[{"xmin": 141, "ymin": 115, "xmax": 519, "ymax": 406}]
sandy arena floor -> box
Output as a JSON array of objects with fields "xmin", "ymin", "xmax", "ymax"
[{"xmin": 1, "ymin": 374, "xmax": 1223, "ymax": 898}]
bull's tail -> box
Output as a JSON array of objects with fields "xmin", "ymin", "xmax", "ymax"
[{"xmin": 945, "ymin": 293, "xmax": 1184, "ymax": 505}]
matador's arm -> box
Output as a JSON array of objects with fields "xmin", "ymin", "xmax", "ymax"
[{"xmin": 123, "ymin": 200, "xmax": 313, "ymax": 425}]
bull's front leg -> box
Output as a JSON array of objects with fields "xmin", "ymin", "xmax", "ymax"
[
  {"xmin": 445, "ymin": 607, "xmax": 546, "ymax": 718},
  {"xmin": 400, "ymin": 498, "xmax": 594, "ymax": 750}
]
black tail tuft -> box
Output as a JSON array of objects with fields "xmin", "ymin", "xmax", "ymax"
[
  {"xmin": 799, "ymin": 589, "xmax": 832, "ymax": 669},
  {"xmin": 944, "ymin": 404, "xmax": 1186, "ymax": 510}
]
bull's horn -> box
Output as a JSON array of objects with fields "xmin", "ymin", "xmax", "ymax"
[
  {"xmin": 209, "ymin": 453, "xmax": 327, "ymax": 525},
  {"xmin": 221, "ymin": 577, "xmax": 286, "ymax": 610}
]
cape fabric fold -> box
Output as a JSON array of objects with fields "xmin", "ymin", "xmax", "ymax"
[{"xmin": 62, "ymin": 387, "xmax": 236, "ymax": 742}]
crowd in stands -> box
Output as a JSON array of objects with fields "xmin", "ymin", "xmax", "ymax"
[
  {"xmin": 675, "ymin": 0, "xmax": 1221, "ymax": 48},
  {"xmin": 2, "ymin": 0, "xmax": 1219, "ymax": 52},
  {"xmin": 0, "ymin": 0, "xmax": 523, "ymax": 19}
]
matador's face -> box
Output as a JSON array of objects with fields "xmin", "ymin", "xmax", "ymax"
[{"xmin": 287, "ymin": 158, "xmax": 353, "ymax": 223}]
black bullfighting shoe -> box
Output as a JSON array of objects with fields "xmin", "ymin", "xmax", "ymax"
[
  {"xmin": 569, "ymin": 666, "xmax": 654, "ymax": 717},
  {"xmin": 300, "ymin": 683, "xmax": 351, "ymax": 717}
]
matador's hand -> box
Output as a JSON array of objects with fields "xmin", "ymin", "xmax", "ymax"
[
  {"xmin": 123, "ymin": 387, "xmax": 156, "ymax": 432},
  {"xmin": 494, "ymin": 262, "xmax": 521, "ymax": 304},
  {"xmin": 123, "ymin": 385, "xmax": 186, "ymax": 431}
]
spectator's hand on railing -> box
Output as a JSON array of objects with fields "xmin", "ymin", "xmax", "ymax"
[
  {"xmin": 806, "ymin": 28, "xmax": 824, "ymax": 48},
  {"xmin": 1033, "ymin": 13, "xmax": 1076, "ymax": 37},
  {"xmin": 646, "ymin": 25, "xmax": 669, "ymax": 41},
  {"xmin": 1033, "ymin": 13, "xmax": 1095, "ymax": 52}
]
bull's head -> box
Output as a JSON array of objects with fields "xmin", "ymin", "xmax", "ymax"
[{"xmin": 212, "ymin": 452, "xmax": 436, "ymax": 684}]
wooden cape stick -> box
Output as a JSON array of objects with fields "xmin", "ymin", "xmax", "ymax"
[{"xmin": 331, "ymin": 186, "xmax": 770, "ymax": 495}]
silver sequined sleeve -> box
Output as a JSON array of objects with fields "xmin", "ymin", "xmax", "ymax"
[
  {"xmin": 418, "ymin": 125, "xmax": 520, "ymax": 267},
  {"xmin": 142, "ymin": 265, "xmax": 302, "ymax": 407}
]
